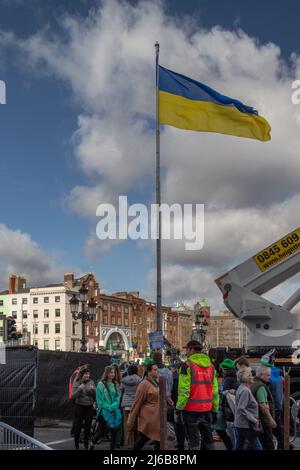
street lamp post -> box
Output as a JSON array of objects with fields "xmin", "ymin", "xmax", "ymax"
[{"xmin": 69, "ymin": 285, "xmax": 97, "ymax": 352}]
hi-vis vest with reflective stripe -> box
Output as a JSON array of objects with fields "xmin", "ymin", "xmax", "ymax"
[{"xmin": 185, "ymin": 361, "xmax": 214, "ymax": 412}]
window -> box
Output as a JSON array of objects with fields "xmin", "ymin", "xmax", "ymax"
[
  {"xmin": 22, "ymin": 298, "xmax": 27, "ymax": 304},
  {"xmin": 124, "ymin": 315, "xmax": 129, "ymax": 327},
  {"xmin": 55, "ymin": 323, "xmax": 60, "ymax": 334},
  {"xmin": 44, "ymin": 340, "xmax": 49, "ymax": 350},
  {"xmin": 71, "ymin": 339, "xmax": 76, "ymax": 351},
  {"xmin": 33, "ymin": 324, "xmax": 38, "ymax": 335},
  {"xmin": 111, "ymin": 305, "xmax": 115, "ymax": 312},
  {"xmin": 117, "ymin": 316, "xmax": 122, "ymax": 325},
  {"xmin": 103, "ymin": 314, "xmax": 108, "ymax": 325},
  {"xmin": 12, "ymin": 298, "xmax": 17, "ymax": 305},
  {"xmin": 124, "ymin": 307, "xmax": 128, "ymax": 313},
  {"xmin": 44, "ymin": 297, "xmax": 49, "ymax": 303},
  {"xmin": 133, "ymin": 315, "xmax": 137, "ymax": 323},
  {"xmin": 55, "ymin": 339, "xmax": 60, "ymax": 350},
  {"xmin": 22, "ymin": 311, "xmax": 28, "ymax": 319},
  {"xmin": 44, "ymin": 324, "xmax": 49, "ymax": 334},
  {"xmin": 44, "ymin": 309, "xmax": 49, "ymax": 318},
  {"xmin": 55, "ymin": 296, "xmax": 60, "ymax": 303},
  {"xmin": 103, "ymin": 304, "xmax": 108, "ymax": 310},
  {"xmin": 118, "ymin": 306, "xmax": 121, "ymax": 312},
  {"xmin": 0, "ymin": 300, "xmax": 3, "ymax": 306},
  {"xmin": 12, "ymin": 311, "xmax": 17, "ymax": 318},
  {"xmin": 72, "ymin": 322, "xmax": 76, "ymax": 335},
  {"xmin": 33, "ymin": 310, "xmax": 38, "ymax": 319},
  {"xmin": 55, "ymin": 309, "xmax": 60, "ymax": 318},
  {"xmin": 34, "ymin": 340, "xmax": 38, "ymax": 347},
  {"xmin": 111, "ymin": 315, "xmax": 116, "ymax": 325},
  {"xmin": 33, "ymin": 297, "xmax": 38, "ymax": 304},
  {"xmin": 256, "ymin": 324, "xmax": 261, "ymax": 329}
]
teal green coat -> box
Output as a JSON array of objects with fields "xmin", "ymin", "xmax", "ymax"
[{"xmin": 96, "ymin": 380, "xmax": 121, "ymax": 414}]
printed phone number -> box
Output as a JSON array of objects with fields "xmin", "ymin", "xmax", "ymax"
[{"xmin": 255, "ymin": 232, "xmax": 300, "ymax": 263}]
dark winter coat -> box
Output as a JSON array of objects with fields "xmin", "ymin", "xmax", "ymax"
[{"xmin": 121, "ymin": 374, "xmax": 142, "ymax": 410}]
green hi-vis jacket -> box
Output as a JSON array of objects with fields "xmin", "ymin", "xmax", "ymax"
[{"xmin": 176, "ymin": 353, "xmax": 219, "ymax": 413}]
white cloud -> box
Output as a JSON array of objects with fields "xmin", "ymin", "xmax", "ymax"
[
  {"xmin": 0, "ymin": 224, "xmax": 81, "ymax": 289},
  {"xmin": 2, "ymin": 0, "xmax": 300, "ymax": 309},
  {"xmin": 84, "ymin": 231, "xmax": 122, "ymax": 258},
  {"xmin": 147, "ymin": 263, "xmax": 222, "ymax": 310},
  {"xmin": 162, "ymin": 193, "xmax": 300, "ymax": 268}
]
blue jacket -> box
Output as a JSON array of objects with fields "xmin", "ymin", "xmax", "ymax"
[{"xmin": 270, "ymin": 367, "xmax": 283, "ymax": 411}]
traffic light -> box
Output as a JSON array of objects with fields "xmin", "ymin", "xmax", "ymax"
[{"xmin": 6, "ymin": 316, "xmax": 18, "ymax": 341}]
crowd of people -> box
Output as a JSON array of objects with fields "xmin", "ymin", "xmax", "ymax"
[{"xmin": 68, "ymin": 342, "xmax": 285, "ymax": 451}]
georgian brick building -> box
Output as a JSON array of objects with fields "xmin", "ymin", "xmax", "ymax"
[{"xmin": 95, "ymin": 290, "xmax": 180, "ymax": 359}]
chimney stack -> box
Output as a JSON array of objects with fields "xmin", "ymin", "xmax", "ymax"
[
  {"xmin": 8, "ymin": 275, "xmax": 26, "ymax": 293},
  {"xmin": 9, "ymin": 275, "xmax": 17, "ymax": 294},
  {"xmin": 64, "ymin": 272, "xmax": 74, "ymax": 289}
]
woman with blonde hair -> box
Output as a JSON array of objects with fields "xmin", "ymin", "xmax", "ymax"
[{"xmin": 234, "ymin": 367, "xmax": 262, "ymax": 450}]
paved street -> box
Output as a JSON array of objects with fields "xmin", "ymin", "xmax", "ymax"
[
  {"xmin": 34, "ymin": 421, "xmax": 300, "ymax": 451},
  {"xmin": 35, "ymin": 423, "xmax": 112, "ymax": 450},
  {"xmin": 34, "ymin": 421, "xmax": 216, "ymax": 450}
]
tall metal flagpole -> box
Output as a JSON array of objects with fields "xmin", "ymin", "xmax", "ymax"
[{"xmin": 155, "ymin": 41, "xmax": 162, "ymax": 336}]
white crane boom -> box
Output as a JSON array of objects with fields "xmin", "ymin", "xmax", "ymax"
[{"xmin": 215, "ymin": 227, "xmax": 300, "ymax": 350}]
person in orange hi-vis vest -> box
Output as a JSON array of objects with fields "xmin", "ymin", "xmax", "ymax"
[{"xmin": 176, "ymin": 340, "xmax": 219, "ymax": 450}]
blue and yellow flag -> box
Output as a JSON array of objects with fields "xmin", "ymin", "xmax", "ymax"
[{"xmin": 159, "ymin": 66, "xmax": 271, "ymax": 141}]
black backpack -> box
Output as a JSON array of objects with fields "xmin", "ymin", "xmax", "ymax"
[{"xmin": 221, "ymin": 393, "xmax": 235, "ymax": 422}]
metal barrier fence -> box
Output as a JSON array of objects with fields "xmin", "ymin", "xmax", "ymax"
[
  {"xmin": 0, "ymin": 421, "xmax": 52, "ymax": 450},
  {"xmin": 290, "ymin": 396, "xmax": 300, "ymax": 444}
]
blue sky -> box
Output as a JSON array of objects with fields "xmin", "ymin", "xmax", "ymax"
[{"xmin": 1, "ymin": 0, "xmax": 300, "ymax": 310}]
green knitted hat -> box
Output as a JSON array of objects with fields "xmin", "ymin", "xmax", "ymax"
[{"xmin": 220, "ymin": 358, "xmax": 236, "ymax": 371}]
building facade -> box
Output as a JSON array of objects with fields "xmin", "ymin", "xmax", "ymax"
[
  {"xmin": 98, "ymin": 292, "xmax": 160, "ymax": 360},
  {"xmin": 1, "ymin": 274, "xmax": 181, "ymax": 356},
  {"xmin": 172, "ymin": 303, "xmax": 193, "ymax": 350},
  {"xmin": 1, "ymin": 272, "xmax": 102, "ymax": 352},
  {"xmin": 5, "ymin": 276, "xmax": 82, "ymax": 351},
  {"xmin": 97, "ymin": 291, "xmax": 180, "ymax": 360},
  {"xmin": 206, "ymin": 310, "xmax": 248, "ymax": 348}
]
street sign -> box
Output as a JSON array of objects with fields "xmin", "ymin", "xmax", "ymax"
[{"xmin": 149, "ymin": 330, "xmax": 164, "ymax": 350}]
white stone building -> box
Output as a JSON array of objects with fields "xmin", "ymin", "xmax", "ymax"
[{"xmin": 7, "ymin": 284, "xmax": 82, "ymax": 351}]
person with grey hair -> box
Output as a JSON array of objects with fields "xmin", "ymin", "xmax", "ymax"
[
  {"xmin": 251, "ymin": 365, "xmax": 277, "ymax": 450},
  {"xmin": 234, "ymin": 367, "xmax": 262, "ymax": 450}
]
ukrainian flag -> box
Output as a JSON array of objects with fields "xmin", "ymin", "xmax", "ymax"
[{"xmin": 159, "ymin": 66, "xmax": 271, "ymax": 141}]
